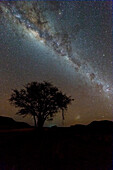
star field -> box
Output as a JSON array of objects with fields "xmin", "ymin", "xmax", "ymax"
[{"xmin": 0, "ymin": 1, "xmax": 112, "ymax": 126}]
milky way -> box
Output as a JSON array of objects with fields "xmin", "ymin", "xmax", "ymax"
[{"xmin": 0, "ymin": 1, "xmax": 112, "ymax": 126}]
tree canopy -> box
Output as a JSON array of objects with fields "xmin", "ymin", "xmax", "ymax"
[{"xmin": 9, "ymin": 81, "xmax": 74, "ymax": 127}]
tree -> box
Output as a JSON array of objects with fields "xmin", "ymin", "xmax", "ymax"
[{"xmin": 9, "ymin": 81, "xmax": 74, "ymax": 128}]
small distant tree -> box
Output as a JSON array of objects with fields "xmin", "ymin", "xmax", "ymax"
[{"xmin": 9, "ymin": 81, "xmax": 74, "ymax": 128}]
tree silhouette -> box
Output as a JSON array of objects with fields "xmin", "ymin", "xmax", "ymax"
[{"xmin": 9, "ymin": 81, "xmax": 73, "ymax": 127}]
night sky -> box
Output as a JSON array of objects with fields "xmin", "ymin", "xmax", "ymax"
[{"xmin": 0, "ymin": 1, "xmax": 112, "ymax": 127}]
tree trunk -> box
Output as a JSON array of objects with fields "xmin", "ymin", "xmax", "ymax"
[
  {"xmin": 37, "ymin": 115, "xmax": 45, "ymax": 128},
  {"xmin": 37, "ymin": 120, "xmax": 44, "ymax": 128},
  {"xmin": 62, "ymin": 109, "xmax": 65, "ymax": 120}
]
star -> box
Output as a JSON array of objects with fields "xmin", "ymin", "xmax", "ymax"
[{"xmin": 0, "ymin": 1, "xmax": 112, "ymax": 126}]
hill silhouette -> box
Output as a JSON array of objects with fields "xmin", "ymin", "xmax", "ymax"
[
  {"xmin": 0, "ymin": 116, "xmax": 30, "ymax": 129},
  {"xmin": 0, "ymin": 116, "xmax": 113, "ymax": 133},
  {"xmin": 70, "ymin": 120, "xmax": 113, "ymax": 134}
]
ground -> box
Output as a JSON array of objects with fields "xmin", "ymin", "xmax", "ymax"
[{"xmin": 0, "ymin": 127, "xmax": 112, "ymax": 170}]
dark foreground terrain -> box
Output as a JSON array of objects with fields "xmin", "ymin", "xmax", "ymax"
[{"xmin": 0, "ymin": 118, "xmax": 112, "ymax": 170}]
